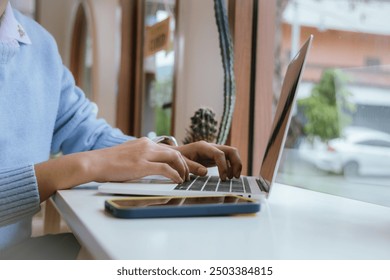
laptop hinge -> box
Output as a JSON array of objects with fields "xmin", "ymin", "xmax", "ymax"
[{"xmin": 256, "ymin": 177, "xmax": 269, "ymax": 193}]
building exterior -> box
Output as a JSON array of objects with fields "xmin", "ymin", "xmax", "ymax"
[{"xmin": 282, "ymin": 0, "xmax": 390, "ymax": 134}]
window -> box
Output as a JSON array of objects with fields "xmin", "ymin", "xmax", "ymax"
[
  {"xmin": 358, "ymin": 140, "xmax": 390, "ymax": 148},
  {"xmin": 116, "ymin": 0, "xmax": 177, "ymax": 137},
  {"xmin": 365, "ymin": 56, "xmax": 381, "ymax": 67},
  {"xmin": 141, "ymin": 0, "xmax": 177, "ymax": 137},
  {"xmin": 273, "ymin": 0, "xmax": 390, "ymax": 206}
]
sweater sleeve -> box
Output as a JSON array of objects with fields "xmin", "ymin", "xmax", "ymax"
[
  {"xmin": 0, "ymin": 165, "xmax": 40, "ymax": 227},
  {"xmin": 51, "ymin": 66, "xmax": 135, "ymax": 155}
]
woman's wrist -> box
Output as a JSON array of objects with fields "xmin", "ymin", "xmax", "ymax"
[{"xmin": 35, "ymin": 152, "xmax": 96, "ymax": 201}]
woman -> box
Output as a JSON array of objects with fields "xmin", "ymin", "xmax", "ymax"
[{"xmin": 0, "ymin": 1, "xmax": 241, "ymax": 259}]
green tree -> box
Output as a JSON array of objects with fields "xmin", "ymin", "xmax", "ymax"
[
  {"xmin": 298, "ymin": 69, "xmax": 355, "ymax": 142},
  {"xmin": 150, "ymin": 79, "xmax": 173, "ymax": 136}
]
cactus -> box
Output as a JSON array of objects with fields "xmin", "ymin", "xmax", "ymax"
[{"xmin": 183, "ymin": 108, "xmax": 218, "ymax": 144}]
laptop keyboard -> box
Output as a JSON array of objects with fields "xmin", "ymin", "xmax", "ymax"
[{"xmin": 174, "ymin": 175, "xmax": 251, "ymax": 194}]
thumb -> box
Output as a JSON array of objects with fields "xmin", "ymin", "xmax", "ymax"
[{"xmin": 185, "ymin": 158, "xmax": 208, "ymax": 177}]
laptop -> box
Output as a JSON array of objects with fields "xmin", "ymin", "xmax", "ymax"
[{"xmin": 98, "ymin": 35, "xmax": 313, "ymax": 200}]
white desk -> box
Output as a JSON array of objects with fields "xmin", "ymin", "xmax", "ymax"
[{"xmin": 52, "ymin": 183, "xmax": 390, "ymax": 260}]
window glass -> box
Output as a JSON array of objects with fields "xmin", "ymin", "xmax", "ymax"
[
  {"xmin": 142, "ymin": 0, "xmax": 176, "ymax": 137},
  {"xmin": 358, "ymin": 140, "xmax": 390, "ymax": 148},
  {"xmin": 275, "ymin": 0, "xmax": 390, "ymax": 207}
]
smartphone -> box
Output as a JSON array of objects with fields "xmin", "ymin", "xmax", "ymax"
[{"xmin": 105, "ymin": 195, "xmax": 260, "ymax": 218}]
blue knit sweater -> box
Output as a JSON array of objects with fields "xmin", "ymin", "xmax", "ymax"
[{"xmin": 0, "ymin": 10, "xmax": 133, "ymax": 250}]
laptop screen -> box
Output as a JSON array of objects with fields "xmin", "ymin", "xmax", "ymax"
[{"xmin": 259, "ymin": 35, "xmax": 313, "ymax": 192}]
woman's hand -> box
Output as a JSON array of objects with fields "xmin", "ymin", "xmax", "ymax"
[
  {"xmin": 90, "ymin": 139, "xmax": 242, "ymax": 183},
  {"xmin": 171, "ymin": 141, "xmax": 242, "ymax": 181},
  {"xmin": 90, "ymin": 137, "xmax": 189, "ymax": 183},
  {"xmin": 35, "ymin": 138, "xmax": 190, "ymax": 201},
  {"xmin": 35, "ymin": 138, "xmax": 242, "ymax": 202}
]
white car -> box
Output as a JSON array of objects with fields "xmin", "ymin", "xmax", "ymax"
[{"xmin": 301, "ymin": 127, "xmax": 390, "ymax": 177}]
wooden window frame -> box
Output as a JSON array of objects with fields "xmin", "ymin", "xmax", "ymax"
[
  {"xmin": 252, "ymin": 0, "xmax": 276, "ymax": 175},
  {"xmin": 117, "ymin": 0, "xmax": 275, "ymax": 175},
  {"xmin": 227, "ymin": 0, "xmax": 254, "ymax": 175},
  {"xmin": 116, "ymin": 0, "xmax": 144, "ymax": 136},
  {"xmin": 228, "ymin": 0, "xmax": 275, "ymax": 175}
]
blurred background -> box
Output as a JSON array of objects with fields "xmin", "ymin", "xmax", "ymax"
[{"xmin": 275, "ymin": 0, "xmax": 390, "ymax": 207}]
